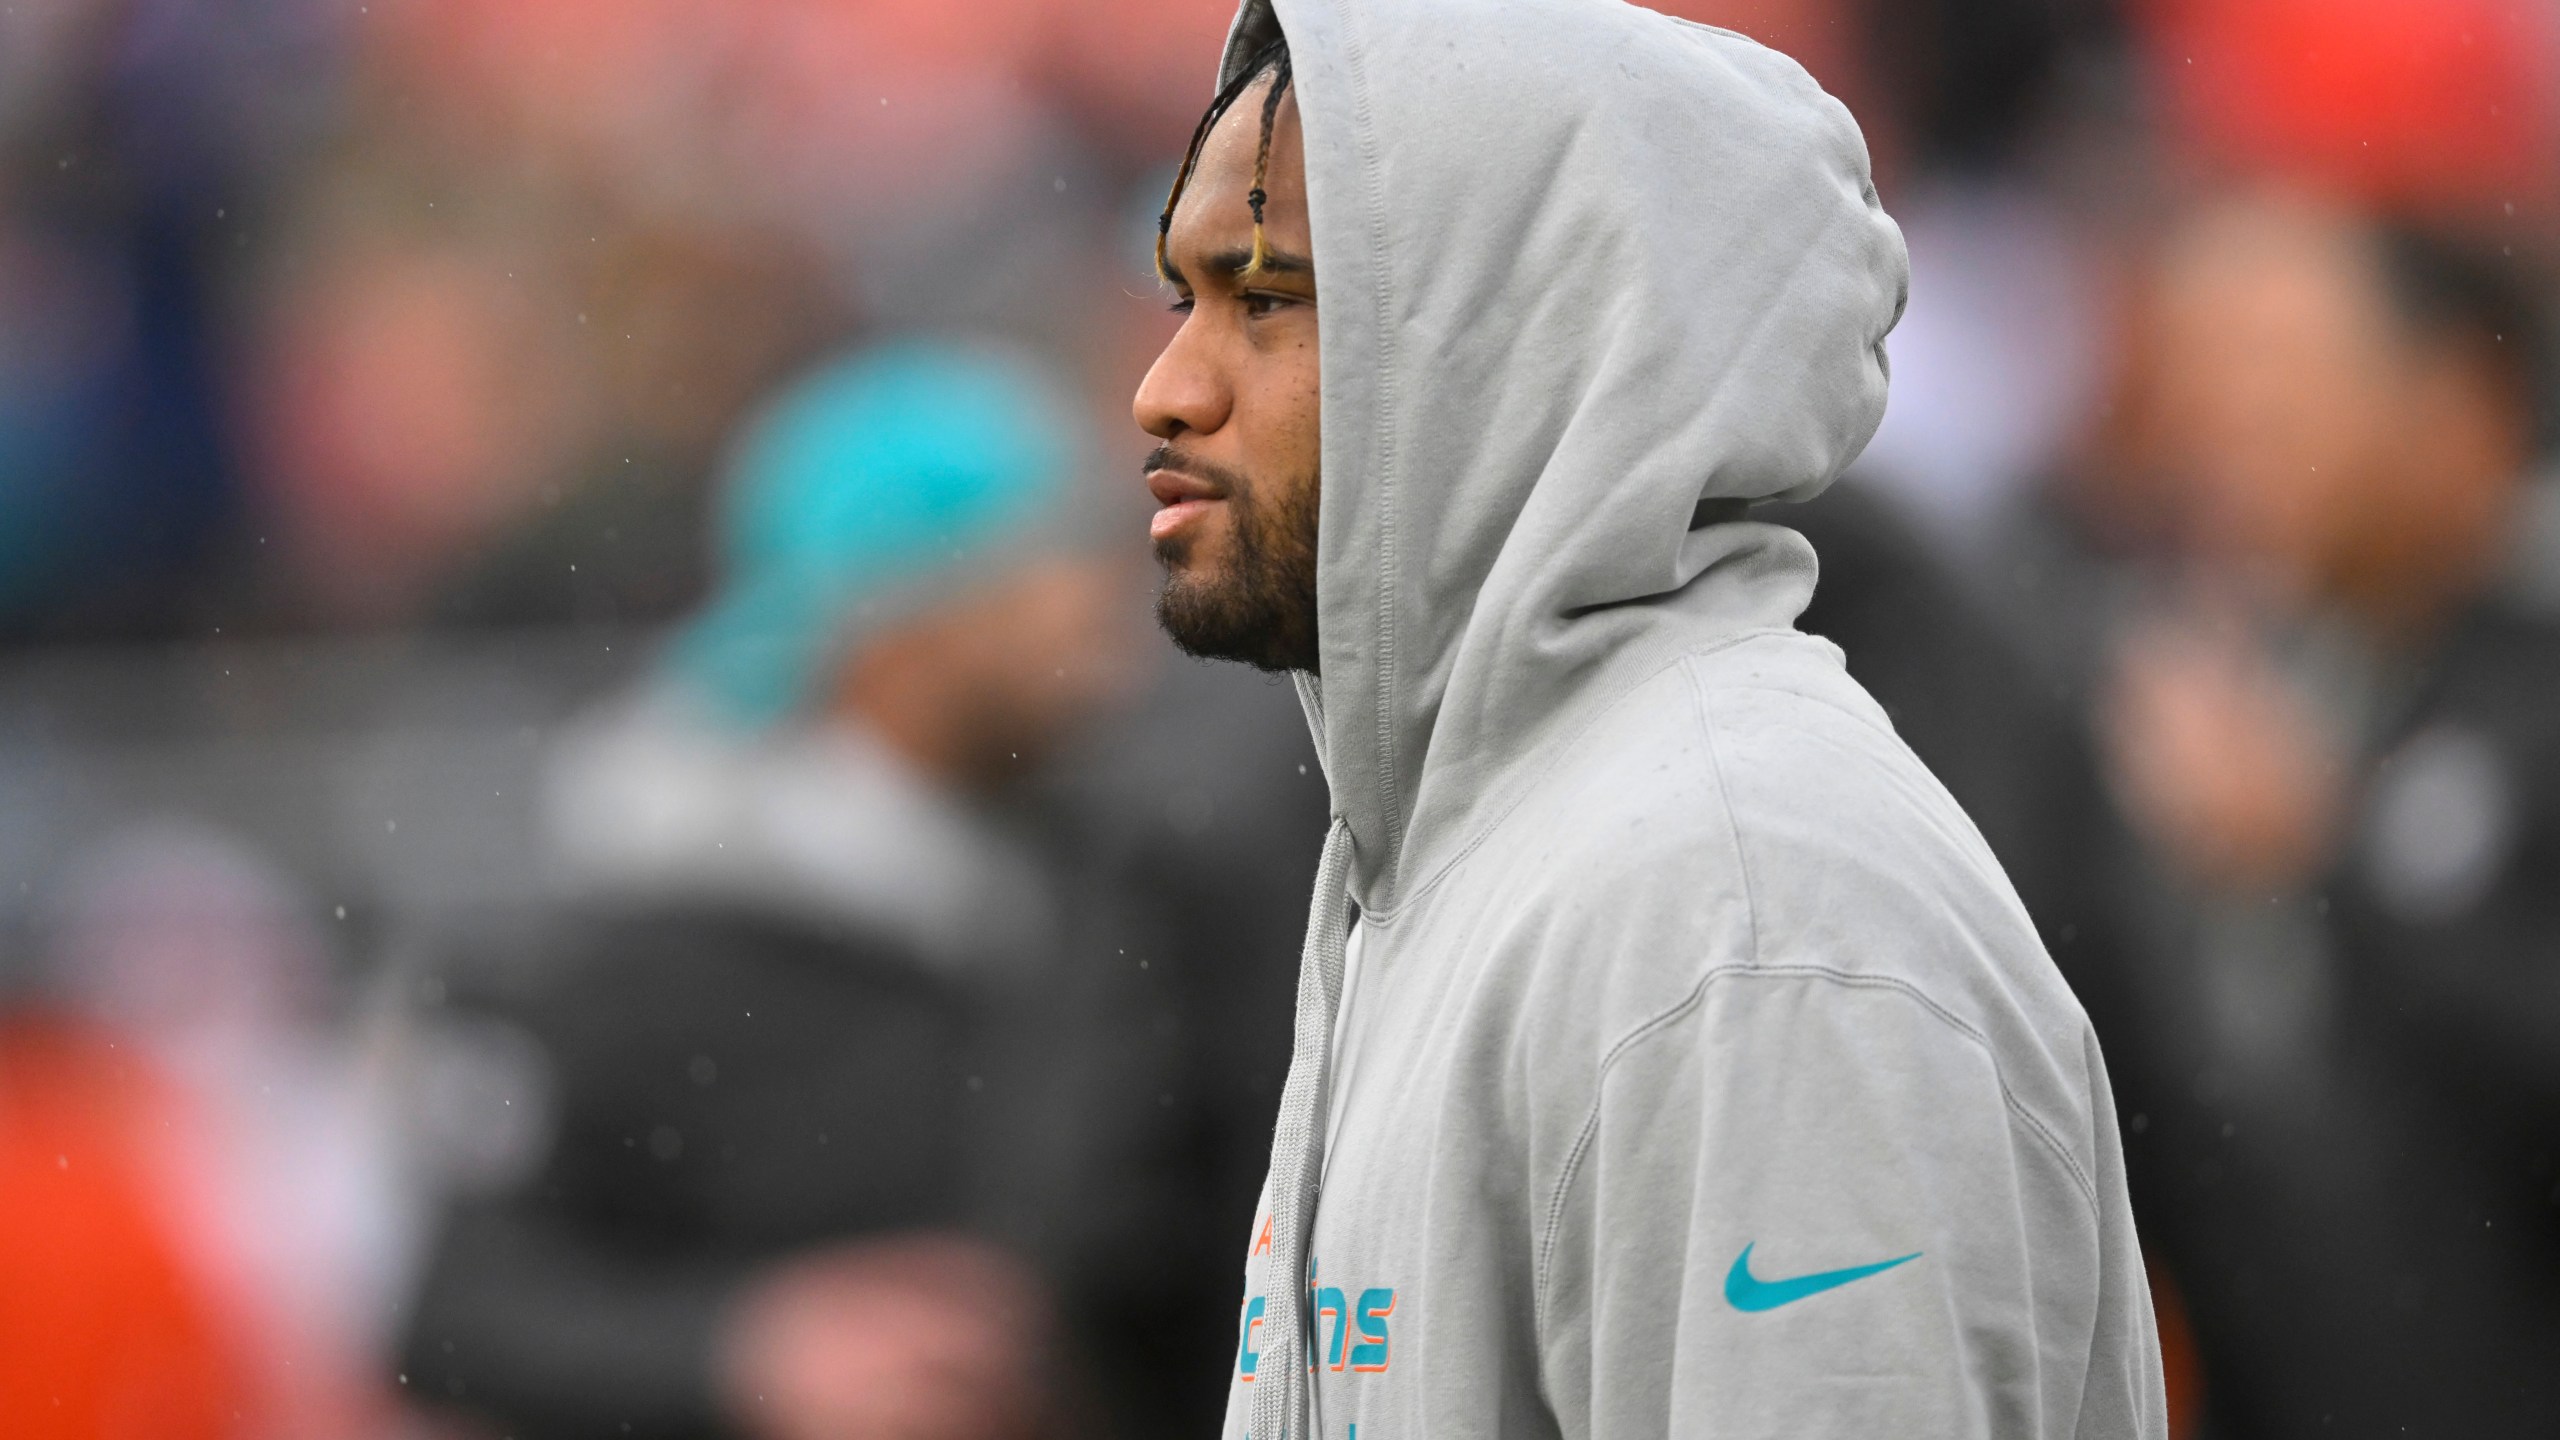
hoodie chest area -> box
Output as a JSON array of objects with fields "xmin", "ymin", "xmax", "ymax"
[
  {"xmin": 1288, "ymin": 904, "xmax": 1568, "ymax": 1412},
  {"xmin": 1324, "ymin": 902, "xmax": 1533, "ymax": 1177}
]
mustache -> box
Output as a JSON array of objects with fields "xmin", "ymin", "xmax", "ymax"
[{"xmin": 1142, "ymin": 444, "xmax": 1256, "ymax": 498}]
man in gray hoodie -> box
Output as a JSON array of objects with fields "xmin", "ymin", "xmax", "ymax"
[{"xmin": 1134, "ymin": 2, "xmax": 2164, "ymax": 1437}]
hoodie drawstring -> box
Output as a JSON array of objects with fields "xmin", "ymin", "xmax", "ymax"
[{"xmin": 1251, "ymin": 813, "xmax": 1355, "ymax": 1440}]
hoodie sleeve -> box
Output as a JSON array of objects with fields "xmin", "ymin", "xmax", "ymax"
[{"xmin": 1534, "ymin": 967, "xmax": 2158, "ymax": 1439}]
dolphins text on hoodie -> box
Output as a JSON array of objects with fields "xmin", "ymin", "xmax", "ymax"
[{"xmin": 1207, "ymin": 1, "xmax": 2167, "ymax": 1437}]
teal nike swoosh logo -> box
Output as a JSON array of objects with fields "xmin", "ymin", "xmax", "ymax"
[{"xmin": 1724, "ymin": 1242, "xmax": 1921, "ymax": 1312}]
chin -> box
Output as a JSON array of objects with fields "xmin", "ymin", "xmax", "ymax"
[
  {"xmin": 1152, "ymin": 544, "xmax": 1237, "ymax": 602},
  {"xmin": 1152, "ymin": 521, "xmax": 1229, "ymax": 571},
  {"xmin": 1153, "ymin": 574, "xmax": 1313, "ymax": 674}
]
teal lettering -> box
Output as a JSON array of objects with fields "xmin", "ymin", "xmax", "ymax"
[
  {"xmin": 1238, "ymin": 1295, "xmax": 1266, "ymax": 1379},
  {"xmin": 1349, "ymin": 1287, "xmax": 1394, "ymax": 1371},
  {"xmin": 1316, "ymin": 1285, "xmax": 1349, "ymax": 1369}
]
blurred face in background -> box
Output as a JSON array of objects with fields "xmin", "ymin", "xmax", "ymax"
[
  {"xmin": 2145, "ymin": 194, "xmax": 2400, "ymax": 604},
  {"xmin": 836, "ymin": 553, "xmax": 1144, "ymax": 791},
  {"xmin": 1133, "ymin": 73, "xmax": 1322, "ymax": 674},
  {"xmin": 2144, "ymin": 192, "xmax": 2532, "ymax": 635}
]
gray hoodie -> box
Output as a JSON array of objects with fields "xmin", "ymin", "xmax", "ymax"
[{"xmin": 1212, "ymin": 1, "xmax": 2164, "ymax": 1437}]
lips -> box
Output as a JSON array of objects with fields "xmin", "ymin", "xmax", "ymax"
[
  {"xmin": 1146, "ymin": 463, "xmax": 1227, "ymax": 543},
  {"xmin": 1146, "ymin": 466, "xmax": 1224, "ymax": 508}
]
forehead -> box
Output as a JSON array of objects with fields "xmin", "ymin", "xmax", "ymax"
[{"xmin": 1171, "ymin": 77, "xmax": 1305, "ymax": 234}]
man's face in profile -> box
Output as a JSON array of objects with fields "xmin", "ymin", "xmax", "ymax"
[{"xmin": 1133, "ymin": 72, "xmax": 1322, "ymax": 675}]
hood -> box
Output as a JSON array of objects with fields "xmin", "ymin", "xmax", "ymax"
[{"xmin": 1218, "ymin": 0, "xmax": 1907, "ymax": 914}]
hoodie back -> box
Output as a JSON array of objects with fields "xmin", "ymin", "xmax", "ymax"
[{"xmin": 1209, "ymin": 0, "xmax": 2163, "ymax": 1436}]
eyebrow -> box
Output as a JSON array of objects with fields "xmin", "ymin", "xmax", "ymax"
[{"xmin": 1162, "ymin": 245, "xmax": 1316, "ymax": 290}]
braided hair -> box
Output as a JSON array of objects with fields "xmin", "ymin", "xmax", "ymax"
[{"xmin": 1155, "ymin": 36, "xmax": 1295, "ymax": 286}]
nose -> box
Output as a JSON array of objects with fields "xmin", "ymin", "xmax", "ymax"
[{"xmin": 1133, "ymin": 313, "xmax": 1232, "ymax": 442}]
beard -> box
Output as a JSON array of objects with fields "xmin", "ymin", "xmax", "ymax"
[{"xmin": 1149, "ymin": 448, "xmax": 1320, "ymax": 674}]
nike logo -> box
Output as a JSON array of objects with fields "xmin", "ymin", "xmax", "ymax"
[{"xmin": 1724, "ymin": 1242, "xmax": 1921, "ymax": 1312}]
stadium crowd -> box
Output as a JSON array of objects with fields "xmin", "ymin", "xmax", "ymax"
[{"xmin": 0, "ymin": 0, "xmax": 2555, "ymax": 1436}]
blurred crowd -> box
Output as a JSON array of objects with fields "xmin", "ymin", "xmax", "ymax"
[{"xmin": 2, "ymin": 0, "xmax": 2557, "ymax": 1436}]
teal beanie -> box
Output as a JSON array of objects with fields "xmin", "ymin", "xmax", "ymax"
[{"xmin": 666, "ymin": 338, "xmax": 1086, "ymax": 727}]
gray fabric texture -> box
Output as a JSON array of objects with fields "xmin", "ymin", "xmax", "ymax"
[{"xmin": 1212, "ymin": 1, "xmax": 2164, "ymax": 1437}]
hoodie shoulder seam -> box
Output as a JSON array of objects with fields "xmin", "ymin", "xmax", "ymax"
[
  {"xmin": 1532, "ymin": 963, "xmax": 2101, "ymax": 1334},
  {"xmin": 1685, "ymin": 668, "xmax": 2101, "ymax": 1211},
  {"xmin": 1711, "ymin": 680, "xmax": 1896, "ymax": 745}
]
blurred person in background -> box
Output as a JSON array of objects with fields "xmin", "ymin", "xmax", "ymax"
[
  {"xmin": 401, "ymin": 338, "xmax": 1145, "ymax": 1440},
  {"xmin": 1, "ymin": 820, "xmax": 407, "ymax": 1440},
  {"xmin": 2102, "ymin": 188, "xmax": 2560, "ymax": 1434}
]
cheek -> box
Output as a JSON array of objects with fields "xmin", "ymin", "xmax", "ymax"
[
  {"xmin": 1293, "ymin": 337, "xmax": 1322, "ymax": 451},
  {"xmin": 1246, "ymin": 328, "xmax": 1323, "ymax": 473}
]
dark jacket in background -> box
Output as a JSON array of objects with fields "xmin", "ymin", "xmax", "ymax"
[
  {"xmin": 2165, "ymin": 587, "xmax": 2560, "ymax": 1438},
  {"xmin": 1916, "ymin": 475, "xmax": 2560, "ymax": 1436},
  {"xmin": 405, "ymin": 906, "xmax": 994, "ymax": 1438},
  {"xmin": 401, "ymin": 702, "xmax": 1086, "ymax": 1440}
]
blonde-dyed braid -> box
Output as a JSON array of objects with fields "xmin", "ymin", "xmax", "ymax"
[{"xmin": 1155, "ymin": 37, "xmax": 1294, "ymax": 285}]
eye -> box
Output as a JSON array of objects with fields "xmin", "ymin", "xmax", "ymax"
[
  {"xmin": 1167, "ymin": 295, "xmax": 1196, "ymax": 316},
  {"xmin": 1241, "ymin": 290, "xmax": 1298, "ymax": 318}
]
